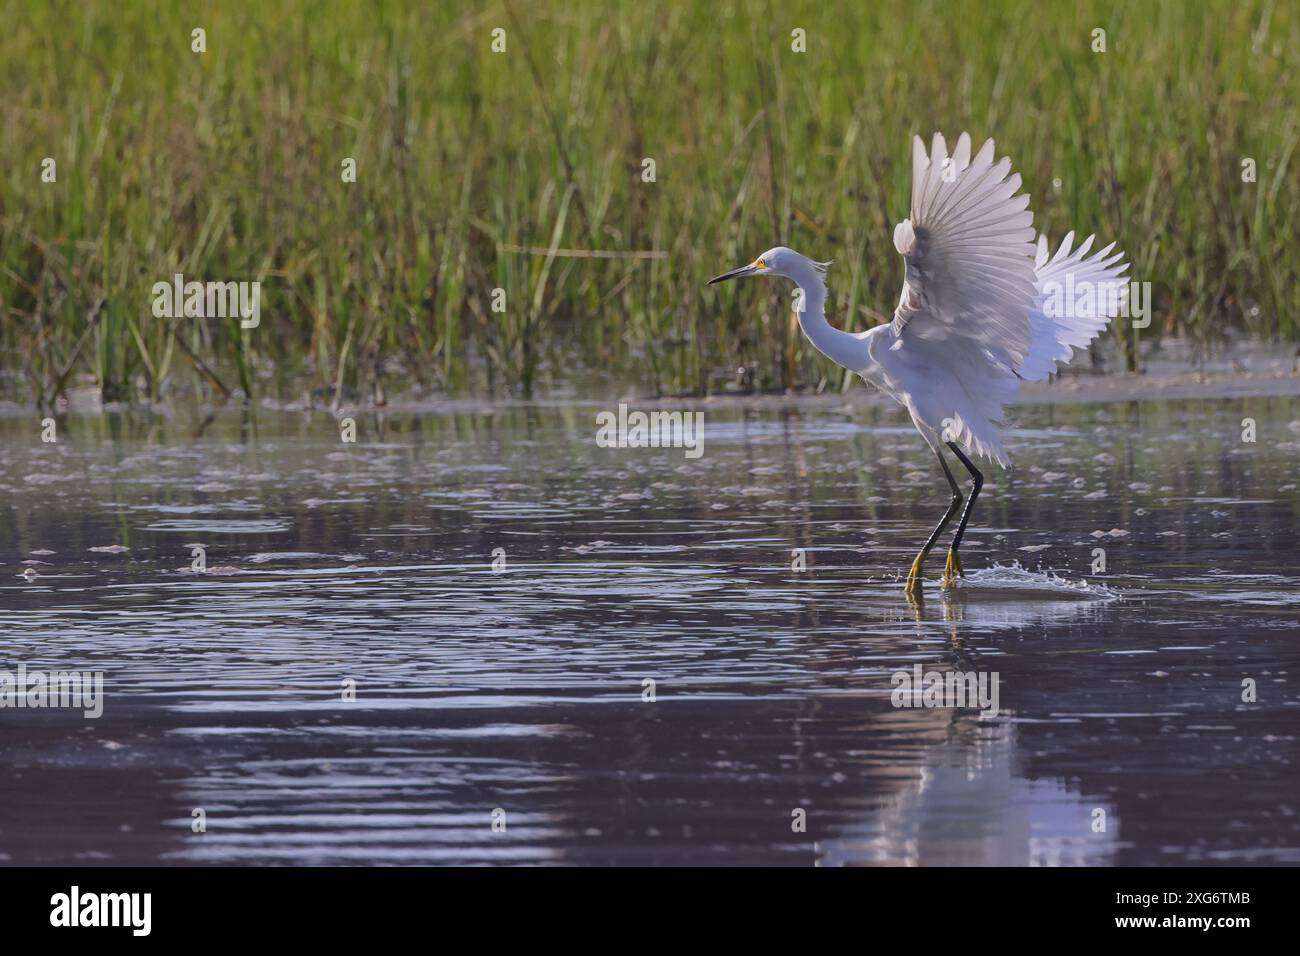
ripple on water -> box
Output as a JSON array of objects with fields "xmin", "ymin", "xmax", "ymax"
[
  {"xmin": 2, "ymin": 398, "xmax": 1298, "ymax": 865},
  {"xmin": 142, "ymin": 518, "xmax": 293, "ymax": 533}
]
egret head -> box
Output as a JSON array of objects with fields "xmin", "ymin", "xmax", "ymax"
[
  {"xmin": 707, "ymin": 246, "xmax": 808, "ymax": 285},
  {"xmin": 712, "ymin": 244, "xmax": 832, "ymax": 286}
]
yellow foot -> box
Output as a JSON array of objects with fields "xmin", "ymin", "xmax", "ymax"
[
  {"xmin": 942, "ymin": 549, "xmax": 965, "ymax": 590},
  {"xmin": 904, "ymin": 551, "xmax": 927, "ymax": 599}
]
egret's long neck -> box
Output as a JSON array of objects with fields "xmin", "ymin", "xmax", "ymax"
[{"xmin": 790, "ymin": 264, "xmax": 865, "ymax": 372}]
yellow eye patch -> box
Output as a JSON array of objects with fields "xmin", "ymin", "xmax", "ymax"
[{"xmin": 755, "ymin": 258, "xmax": 766, "ymax": 269}]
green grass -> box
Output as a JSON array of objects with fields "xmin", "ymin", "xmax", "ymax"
[{"xmin": 1, "ymin": 0, "xmax": 1296, "ymax": 406}]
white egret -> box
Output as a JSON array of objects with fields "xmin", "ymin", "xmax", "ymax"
[{"xmin": 709, "ymin": 132, "xmax": 1130, "ymax": 598}]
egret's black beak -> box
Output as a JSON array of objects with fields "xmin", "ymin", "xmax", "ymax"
[{"xmin": 707, "ymin": 264, "xmax": 756, "ymax": 285}]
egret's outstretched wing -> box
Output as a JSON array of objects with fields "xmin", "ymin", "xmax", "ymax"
[
  {"xmin": 891, "ymin": 133, "xmax": 1038, "ymax": 374},
  {"xmin": 1020, "ymin": 232, "xmax": 1131, "ymax": 381}
]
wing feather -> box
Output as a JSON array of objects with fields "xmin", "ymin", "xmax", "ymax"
[
  {"xmin": 891, "ymin": 133, "xmax": 1038, "ymax": 374},
  {"xmin": 1020, "ymin": 232, "xmax": 1132, "ymax": 381}
]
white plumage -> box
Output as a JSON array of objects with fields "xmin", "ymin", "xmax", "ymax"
[
  {"xmin": 892, "ymin": 132, "xmax": 1038, "ymax": 376},
  {"xmin": 1021, "ymin": 231, "xmax": 1131, "ymax": 382},
  {"xmin": 707, "ymin": 132, "xmax": 1131, "ymax": 594},
  {"xmin": 881, "ymin": 132, "xmax": 1130, "ymax": 466}
]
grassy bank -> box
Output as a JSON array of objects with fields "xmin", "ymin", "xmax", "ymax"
[{"xmin": 1, "ymin": 0, "xmax": 1296, "ymax": 407}]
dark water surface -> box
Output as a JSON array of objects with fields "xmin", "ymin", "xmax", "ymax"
[{"xmin": 1, "ymin": 395, "xmax": 1298, "ymax": 865}]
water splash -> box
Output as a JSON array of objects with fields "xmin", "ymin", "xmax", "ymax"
[{"xmin": 956, "ymin": 561, "xmax": 1118, "ymax": 599}]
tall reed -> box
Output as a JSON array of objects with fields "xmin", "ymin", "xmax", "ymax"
[{"xmin": 0, "ymin": 0, "xmax": 1295, "ymax": 405}]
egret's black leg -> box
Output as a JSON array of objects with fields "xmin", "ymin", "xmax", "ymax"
[
  {"xmin": 943, "ymin": 442, "xmax": 984, "ymax": 587},
  {"xmin": 905, "ymin": 448, "xmax": 964, "ymax": 598}
]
